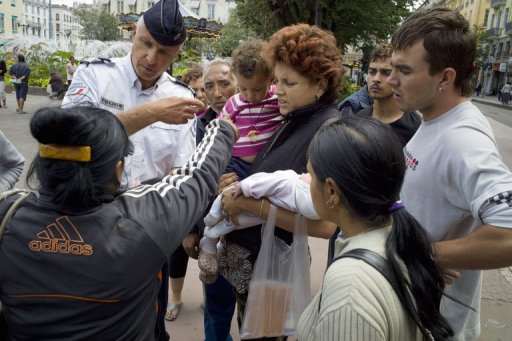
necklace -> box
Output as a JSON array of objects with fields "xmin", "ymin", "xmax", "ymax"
[{"xmin": 247, "ymin": 102, "xmax": 267, "ymax": 142}]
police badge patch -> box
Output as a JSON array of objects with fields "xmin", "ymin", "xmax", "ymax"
[{"xmin": 100, "ymin": 97, "xmax": 125, "ymax": 111}]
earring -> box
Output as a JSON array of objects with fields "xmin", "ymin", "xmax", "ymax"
[
  {"xmin": 315, "ymin": 94, "xmax": 320, "ymax": 101},
  {"xmin": 438, "ymin": 86, "xmax": 443, "ymax": 92},
  {"xmin": 326, "ymin": 201, "xmax": 334, "ymax": 209}
]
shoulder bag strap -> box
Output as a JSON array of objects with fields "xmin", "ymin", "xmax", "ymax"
[
  {"xmin": 0, "ymin": 189, "xmax": 30, "ymax": 241},
  {"xmin": 321, "ymin": 248, "xmax": 434, "ymax": 340}
]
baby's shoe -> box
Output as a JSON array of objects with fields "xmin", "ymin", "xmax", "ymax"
[{"xmin": 198, "ymin": 237, "xmax": 219, "ymax": 275}]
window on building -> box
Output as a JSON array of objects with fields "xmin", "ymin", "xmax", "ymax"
[
  {"xmin": 11, "ymin": 16, "xmax": 17, "ymax": 33},
  {"xmin": 471, "ymin": 0, "xmax": 474, "ymax": 4},
  {"xmin": 208, "ymin": 4, "xmax": 215, "ymax": 19},
  {"xmin": 56, "ymin": 13, "xmax": 59, "ymax": 20},
  {"xmin": 56, "ymin": 23, "xmax": 60, "ymax": 32},
  {"xmin": 506, "ymin": 41, "xmax": 511, "ymax": 56},
  {"xmin": 117, "ymin": 1, "xmax": 124, "ymax": 12},
  {"xmin": 497, "ymin": 12, "xmax": 502, "ymax": 28},
  {"xmin": 491, "ymin": 14, "xmax": 495, "ymax": 28},
  {"xmin": 505, "ymin": 8, "xmax": 509, "ymax": 25},
  {"xmin": 484, "ymin": 9, "xmax": 490, "ymax": 27},
  {"xmin": 498, "ymin": 42, "xmax": 504, "ymax": 57},
  {"xmin": 0, "ymin": 14, "xmax": 4, "ymax": 33},
  {"xmin": 37, "ymin": 6, "xmax": 40, "ymax": 14},
  {"xmin": 491, "ymin": 44, "xmax": 497, "ymax": 56},
  {"xmin": 147, "ymin": 1, "xmax": 154, "ymax": 8},
  {"xmin": 25, "ymin": 3, "xmax": 28, "ymax": 12},
  {"xmin": 11, "ymin": 0, "xmax": 15, "ymax": 7},
  {"xmin": 129, "ymin": 4, "xmax": 136, "ymax": 12}
]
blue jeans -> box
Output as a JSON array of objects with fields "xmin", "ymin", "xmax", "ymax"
[{"xmin": 204, "ymin": 275, "xmax": 236, "ymax": 341}]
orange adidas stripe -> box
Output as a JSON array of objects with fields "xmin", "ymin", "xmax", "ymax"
[{"xmin": 11, "ymin": 294, "xmax": 119, "ymax": 303}]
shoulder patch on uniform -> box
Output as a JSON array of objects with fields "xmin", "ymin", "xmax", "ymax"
[
  {"xmin": 67, "ymin": 81, "xmax": 88, "ymax": 96},
  {"xmin": 172, "ymin": 78, "xmax": 195, "ymax": 96},
  {"xmin": 80, "ymin": 57, "xmax": 113, "ymax": 67},
  {"xmin": 100, "ymin": 97, "xmax": 124, "ymax": 111}
]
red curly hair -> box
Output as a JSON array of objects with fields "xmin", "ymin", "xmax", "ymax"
[{"xmin": 262, "ymin": 24, "xmax": 343, "ymax": 102}]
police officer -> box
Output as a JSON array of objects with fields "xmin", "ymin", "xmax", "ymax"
[{"xmin": 63, "ymin": 0, "xmax": 204, "ymax": 188}]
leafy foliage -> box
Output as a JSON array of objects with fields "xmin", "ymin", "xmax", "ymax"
[
  {"xmin": 229, "ymin": 0, "xmax": 414, "ymax": 51},
  {"xmin": 1, "ymin": 44, "xmax": 70, "ymax": 86},
  {"xmin": 74, "ymin": 7, "xmax": 120, "ymax": 42}
]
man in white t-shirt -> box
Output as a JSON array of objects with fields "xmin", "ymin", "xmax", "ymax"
[{"xmin": 388, "ymin": 7, "xmax": 512, "ymax": 341}]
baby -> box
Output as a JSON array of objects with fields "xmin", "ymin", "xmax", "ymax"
[{"xmin": 198, "ymin": 170, "xmax": 319, "ymax": 281}]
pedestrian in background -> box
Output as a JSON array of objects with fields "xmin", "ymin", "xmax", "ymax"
[
  {"xmin": 475, "ymin": 82, "xmax": 482, "ymax": 97},
  {"xmin": 66, "ymin": 56, "xmax": 76, "ymax": 86},
  {"xmin": 500, "ymin": 82, "xmax": 511, "ymax": 105},
  {"xmin": 9, "ymin": 54, "xmax": 30, "ymax": 114},
  {"xmin": 0, "ymin": 60, "xmax": 7, "ymax": 108}
]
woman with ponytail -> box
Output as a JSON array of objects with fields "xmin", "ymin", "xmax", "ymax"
[{"xmin": 297, "ymin": 116, "xmax": 454, "ymax": 340}]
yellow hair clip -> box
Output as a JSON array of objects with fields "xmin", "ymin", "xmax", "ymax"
[{"xmin": 39, "ymin": 144, "xmax": 91, "ymax": 162}]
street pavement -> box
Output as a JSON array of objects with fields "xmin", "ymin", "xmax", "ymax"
[{"xmin": 1, "ymin": 92, "xmax": 511, "ymax": 340}]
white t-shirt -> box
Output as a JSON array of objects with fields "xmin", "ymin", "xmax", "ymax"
[
  {"xmin": 66, "ymin": 62, "xmax": 76, "ymax": 82},
  {"xmin": 62, "ymin": 55, "xmax": 195, "ymax": 187},
  {"xmin": 401, "ymin": 101, "xmax": 512, "ymax": 340}
]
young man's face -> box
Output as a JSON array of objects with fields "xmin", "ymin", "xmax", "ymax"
[
  {"xmin": 367, "ymin": 58, "xmax": 394, "ymax": 100},
  {"xmin": 387, "ymin": 41, "xmax": 443, "ymax": 117}
]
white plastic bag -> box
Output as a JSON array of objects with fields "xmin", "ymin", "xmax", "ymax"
[{"xmin": 241, "ymin": 205, "xmax": 311, "ymax": 339}]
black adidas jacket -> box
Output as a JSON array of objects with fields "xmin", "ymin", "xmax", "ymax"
[{"xmin": 0, "ymin": 120, "xmax": 234, "ymax": 340}]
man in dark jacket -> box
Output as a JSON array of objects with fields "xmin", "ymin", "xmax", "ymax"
[
  {"xmin": 9, "ymin": 54, "xmax": 30, "ymax": 114},
  {"xmin": 337, "ymin": 85, "xmax": 373, "ymax": 117}
]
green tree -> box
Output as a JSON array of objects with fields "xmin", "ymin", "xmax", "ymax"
[
  {"xmin": 74, "ymin": 7, "xmax": 120, "ymax": 41},
  {"xmin": 233, "ymin": 0, "xmax": 414, "ymax": 51},
  {"xmin": 210, "ymin": 8, "xmax": 259, "ymax": 57}
]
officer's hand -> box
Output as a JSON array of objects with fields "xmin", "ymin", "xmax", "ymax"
[
  {"xmin": 182, "ymin": 232, "xmax": 200, "ymax": 259},
  {"xmin": 151, "ymin": 97, "xmax": 205, "ymax": 124}
]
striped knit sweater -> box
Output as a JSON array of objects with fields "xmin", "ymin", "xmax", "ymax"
[{"xmin": 297, "ymin": 227, "xmax": 422, "ymax": 341}]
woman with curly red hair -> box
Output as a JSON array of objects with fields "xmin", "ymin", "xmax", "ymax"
[{"xmin": 219, "ymin": 24, "xmax": 343, "ymax": 339}]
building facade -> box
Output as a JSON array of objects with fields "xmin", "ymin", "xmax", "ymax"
[
  {"xmin": 0, "ymin": 0, "xmax": 24, "ymax": 39},
  {"xmin": 50, "ymin": 4, "xmax": 80, "ymax": 50},
  {"xmin": 481, "ymin": 0, "xmax": 512, "ymax": 94},
  {"xmin": 180, "ymin": 0, "xmax": 235, "ymax": 22},
  {"xmin": 22, "ymin": 0, "xmax": 49, "ymax": 39}
]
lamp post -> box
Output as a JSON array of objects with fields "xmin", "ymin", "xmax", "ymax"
[{"xmin": 49, "ymin": 0, "xmax": 53, "ymax": 40}]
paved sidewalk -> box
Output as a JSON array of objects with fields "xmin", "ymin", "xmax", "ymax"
[{"xmin": 472, "ymin": 94, "xmax": 512, "ymax": 110}]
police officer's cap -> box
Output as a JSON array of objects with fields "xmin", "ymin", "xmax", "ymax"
[{"xmin": 143, "ymin": 0, "xmax": 186, "ymax": 46}]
